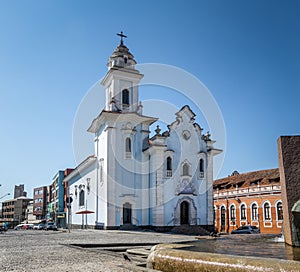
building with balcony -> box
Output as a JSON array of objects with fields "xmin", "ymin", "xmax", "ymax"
[
  {"xmin": 2, "ymin": 196, "xmax": 33, "ymax": 226},
  {"xmin": 214, "ymin": 169, "xmax": 283, "ymax": 234}
]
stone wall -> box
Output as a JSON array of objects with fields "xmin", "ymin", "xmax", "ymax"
[{"xmin": 277, "ymin": 136, "xmax": 300, "ymax": 246}]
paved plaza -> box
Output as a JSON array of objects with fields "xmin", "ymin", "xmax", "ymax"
[{"xmin": 0, "ymin": 229, "xmax": 195, "ymax": 272}]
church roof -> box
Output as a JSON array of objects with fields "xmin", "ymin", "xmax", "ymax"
[
  {"xmin": 213, "ymin": 168, "xmax": 280, "ymax": 190},
  {"xmin": 109, "ymin": 44, "xmax": 136, "ymax": 63},
  {"xmin": 63, "ymin": 155, "xmax": 96, "ymax": 183},
  {"xmin": 107, "ymin": 33, "xmax": 137, "ymax": 69}
]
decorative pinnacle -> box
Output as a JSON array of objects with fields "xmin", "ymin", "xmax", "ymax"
[
  {"xmin": 117, "ymin": 31, "xmax": 127, "ymax": 45},
  {"xmin": 155, "ymin": 125, "xmax": 161, "ymax": 136}
]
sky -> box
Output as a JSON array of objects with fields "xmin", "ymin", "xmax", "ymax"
[{"xmin": 0, "ymin": 0, "xmax": 299, "ymax": 198}]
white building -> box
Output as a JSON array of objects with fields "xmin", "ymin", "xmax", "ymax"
[{"xmin": 64, "ymin": 35, "xmax": 222, "ymax": 230}]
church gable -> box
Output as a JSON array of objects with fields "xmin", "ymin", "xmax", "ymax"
[{"xmin": 167, "ymin": 105, "xmax": 203, "ymax": 138}]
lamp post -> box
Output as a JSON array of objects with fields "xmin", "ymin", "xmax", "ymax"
[{"xmin": 0, "ymin": 193, "xmax": 10, "ymax": 200}]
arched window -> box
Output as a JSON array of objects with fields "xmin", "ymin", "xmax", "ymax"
[
  {"xmin": 122, "ymin": 89, "xmax": 129, "ymax": 106},
  {"xmin": 276, "ymin": 202, "xmax": 283, "ymax": 221},
  {"xmin": 230, "ymin": 205, "xmax": 236, "ymax": 221},
  {"xmin": 166, "ymin": 157, "xmax": 172, "ymax": 177},
  {"xmin": 125, "ymin": 137, "xmax": 132, "ymax": 158},
  {"xmin": 213, "ymin": 206, "xmax": 216, "ymax": 222},
  {"xmin": 251, "ymin": 203, "xmax": 258, "ymax": 221},
  {"xmin": 220, "ymin": 206, "xmax": 226, "ymax": 232},
  {"xmin": 264, "ymin": 202, "xmax": 271, "ymax": 220},
  {"xmin": 79, "ymin": 190, "xmax": 85, "ymax": 206},
  {"xmin": 183, "ymin": 163, "xmax": 189, "ymax": 176},
  {"xmin": 240, "ymin": 204, "xmax": 246, "ymax": 220},
  {"xmin": 199, "ymin": 159, "xmax": 204, "ymax": 178},
  {"xmin": 199, "ymin": 159, "xmax": 204, "ymax": 172}
]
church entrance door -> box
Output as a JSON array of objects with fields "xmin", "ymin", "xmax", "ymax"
[
  {"xmin": 123, "ymin": 202, "xmax": 132, "ymax": 224},
  {"xmin": 180, "ymin": 201, "xmax": 189, "ymax": 225}
]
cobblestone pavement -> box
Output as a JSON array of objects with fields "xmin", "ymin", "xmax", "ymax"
[{"xmin": 0, "ymin": 229, "xmax": 195, "ymax": 271}]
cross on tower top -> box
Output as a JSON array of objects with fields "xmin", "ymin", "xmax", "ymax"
[{"xmin": 117, "ymin": 31, "xmax": 127, "ymax": 45}]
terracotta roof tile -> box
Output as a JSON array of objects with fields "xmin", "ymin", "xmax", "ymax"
[{"xmin": 214, "ymin": 168, "xmax": 279, "ymax": 190}]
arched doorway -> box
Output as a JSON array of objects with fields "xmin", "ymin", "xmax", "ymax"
[
  {"xmin": 123, "ymin": 202, "xmax": 132, "ymax": 224},
  {"xmin": 180, "ymin": 201, "xmax": 189, "ymax": 225}
]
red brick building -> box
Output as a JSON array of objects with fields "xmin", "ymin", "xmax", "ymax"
[
  {"xmin": 214, "ymin": 169, "xmax": 283, "ymax": 234},
  {"xmin": 33, "ymin": 186, "xmax": 48, "ymax": 220}
]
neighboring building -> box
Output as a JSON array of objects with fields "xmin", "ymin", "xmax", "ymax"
[
  {"xmin": 26, "ymin": 200, "xmax": 36, "ymax": 223},
  {"xmin": 48, "ymin": 169, "xmax": 73, "ymax": 228},
  {"xmin": 14, "ymin": 184, "xmax": 27, "ymax": 198},
  {"xmin": 33, "ymin": 186, "xmax": 47, "ymax": 220},
  {"xmin": 64, "ymin": 34, "xmax": 221, "ymax": 230},
  {"xmin": 2, "ymin": 196, "xmax": 33, "ymax": 226},
  {"xmin": 214, "ymin": 169, "xmax": 283, "ymax": 234}
]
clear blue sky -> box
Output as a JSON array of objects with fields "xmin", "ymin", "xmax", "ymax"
[{"xmin": 0, "ymin": 0, "xmax": 299, "ymax": 198}]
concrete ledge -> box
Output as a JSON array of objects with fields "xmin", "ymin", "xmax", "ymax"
[{"xmin": 147, "ymin": 247, "xmax": 300, "ymax": 272}]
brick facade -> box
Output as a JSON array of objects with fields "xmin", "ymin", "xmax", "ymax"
[
  {"xmin": 33, "ymin": 186, "xmax": 47, "ymax": 220},
  {"xmin": 214, "ymin": 169, "xmax": 283, "ymax": 234}
]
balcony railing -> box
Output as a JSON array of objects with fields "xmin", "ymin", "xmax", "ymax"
[
  {"xmin": 214, "ymin": 184, "xmax": 281, "ymax": 198},
  {"xmin": 166, "ymin": 170, "xmax": 172, "ymax": 177}
]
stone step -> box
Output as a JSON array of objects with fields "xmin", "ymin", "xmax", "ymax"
[
  {"xmin": 119, "ymin": 224, "xmax": 139, "ymax": 231},
  {"xmin": 171, "ymin": 225, "xmax": 210, "ymax": 235}
]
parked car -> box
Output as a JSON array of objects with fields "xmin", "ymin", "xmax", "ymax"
[
  {"xmin": 231, "ymin": 225, "xmax": 260, "ymax": 234},
  {"xmin": 33, "ymin": 223, "xmax": 45, "ymax": 230},
  {"xmin": 44, "ymin": 222, "xmax": 58, "ymax": 231},
  {"xmin": 14, "ymin": 224, "xmax": 34, "ymax": 230}
]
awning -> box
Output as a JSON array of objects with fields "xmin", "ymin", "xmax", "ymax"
[{"xmin": 75, "ymin": 210, "xmax": 95, "ymax": 214}]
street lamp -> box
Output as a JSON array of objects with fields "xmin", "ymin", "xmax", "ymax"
[{"xmin": 0, "ymin": 193, "xmax": 10, "ymax": 200}]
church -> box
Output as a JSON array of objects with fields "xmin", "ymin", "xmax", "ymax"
[{"xmin": 64, "ymin": 33, "xmax": 222, "ymax": 231}]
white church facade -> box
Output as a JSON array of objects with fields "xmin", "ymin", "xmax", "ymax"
[{"xmin": 64, "ymin": 34, "xmax": 222, "ymax": 231}]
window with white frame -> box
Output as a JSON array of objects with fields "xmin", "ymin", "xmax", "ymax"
[
  {"xmin": 125, "ymin": 137, "xmax": 132, "ymax": 159},
  {"xmin": 230, "ymin": 205, "xmax": 236, "ymax": 221},
  {"xmin": 122, "ymin": 89, "xmax": 130, "ymax": 110},
  {"xmin": 199, "ymin": 158, "xmax": 204, "ymax": 178},
  {"xmin": 276, "ymin": 202, "xmax": 283, "ymax": 221},
  {"xmin": 79, "ymin": 190, "xmax": 85, "ymax": 207},
  {"xmin": 166, "ymin": 157, "xmax": 172, "ymax": 177},
  {"xmin": 251, "ymin": 203, "xmax": 258, "ymax": 221},
  {"xmin": 264, "ymin": 202, "xmax": 271, "ymax": 220},
  {"xmin": 240, "ymin": 204, "xmax": 247, "ymax": 220}
]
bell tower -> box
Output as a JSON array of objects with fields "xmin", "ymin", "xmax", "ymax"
[{"xmin": 101, "ymin": 32, "xmax": 143, "ymax": 113}]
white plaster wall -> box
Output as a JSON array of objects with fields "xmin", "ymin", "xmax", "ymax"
[
  {"xmin": 69, "ymin": 163, "xmax": 97, "ymax": 227},
  {"xmin": 162, "ymin": 109, "xmax": 210, "ymax": 226}
]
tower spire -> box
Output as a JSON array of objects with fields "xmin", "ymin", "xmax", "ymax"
[{"xmin": 117, "ymin": 31, "xmax": 127, "ymax": 45}]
